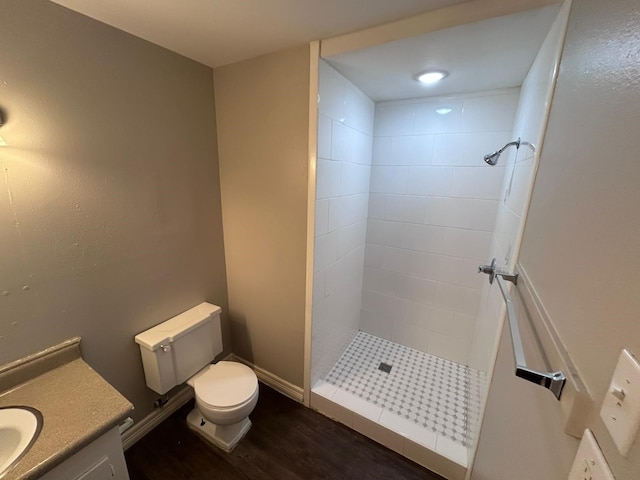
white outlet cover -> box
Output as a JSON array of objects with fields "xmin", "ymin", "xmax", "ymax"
[
  {"xmin": 568, "ymin": 429, "xmax": 615, "ymax": 480},
  {"xmin": 600, "ymin": 349, "xmax": 640, "ymax": 457}
]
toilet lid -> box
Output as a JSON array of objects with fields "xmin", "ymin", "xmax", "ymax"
[{"xmin": 194, "ymin": 361, "xmax": 258, "ymax": 409}]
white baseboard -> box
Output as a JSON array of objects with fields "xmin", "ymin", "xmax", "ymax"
[
  {"xmin": 121, "ymin": 386, "xmax": 193, "ymax": 451},
  {"xmin": 225, "ymin": 354, "xmax": 304, "ymax": 403}
]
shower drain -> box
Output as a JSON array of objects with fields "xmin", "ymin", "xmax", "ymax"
[{"xmin": 378, "ymin": 362, "xmax": 392, "ymax": 373}]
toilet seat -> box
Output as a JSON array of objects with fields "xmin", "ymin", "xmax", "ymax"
[{"xmin": 194, "ymin": 361, "xmax": 258, "ymax": 410}]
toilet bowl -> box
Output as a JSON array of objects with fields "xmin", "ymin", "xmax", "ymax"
[
  {"xmin": 134, "ymin": 302, "xmax": 259, "ymax": 453},
  {"xmin": 186, "ymin": 361, "xmax": 259, "ymax": 451}
]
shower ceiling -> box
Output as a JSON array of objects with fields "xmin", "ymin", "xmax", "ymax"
[{"xmin": 325, "ymin": 4, "xmax": 560, "ymax": 101}]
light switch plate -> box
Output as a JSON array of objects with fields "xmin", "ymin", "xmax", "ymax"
[
  {"xmin": 568, "ymin": 429, "xmax": 615, "ymax": 480},
  {"xmin": 600, "ymin": 349, "xmax": 640, "ymax": 456}
]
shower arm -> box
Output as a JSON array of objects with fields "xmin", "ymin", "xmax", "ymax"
[
  {"xmin": 478, "ymin": 259, "xmax": 566, "ymax": 400},
  {"xmin": 520, "ymin": 139, "xmax": 536, "ymax": 153},
  {"xmin": 497, "ymin": 139, "xmax": 521, "ymax": 154}
]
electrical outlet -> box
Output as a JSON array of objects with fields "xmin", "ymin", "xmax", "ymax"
[
  {"xmin": 568, "ymin": 429, "xmax": 615, "ymax": 480},
  {"xmin": 600, "ymin": 349, "xmax": 640, "ymax": 456}
]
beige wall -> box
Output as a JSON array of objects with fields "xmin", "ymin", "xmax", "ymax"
[
  {"xmin": 214, "ymin": 47, "xmax": 310, "ymax": 387},
  {"xmin": 472, "ymin": 0, "xmax": 640, "ymax": 478},
  {"xmin": 0, "ymin": 0, "xmax": 228, "ymax": 421}
]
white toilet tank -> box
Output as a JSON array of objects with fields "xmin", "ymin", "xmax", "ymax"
[{"xmin": 135, "ymin": 302, "xmax": 223, "ymax": 394}]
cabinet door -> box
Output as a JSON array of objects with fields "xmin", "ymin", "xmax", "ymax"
[
  {"xmin": 39, "ymin": 427, "xmax": 129, "ymax": 480},
  {"xmin": 76, "ymin": 456, "xmax": 114, "ymax": 479}
]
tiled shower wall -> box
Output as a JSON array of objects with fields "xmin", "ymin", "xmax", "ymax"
[
  {"xmin": 312, "ymin": 60, "xmax": 375, "ymax": 385},
  {"xmin": 469, "ymin": 5, "xmax": 570, "ymax": 374},
  {"xmin": 361, "ymin": 91, "xmax": 519, "ymax": 365}
]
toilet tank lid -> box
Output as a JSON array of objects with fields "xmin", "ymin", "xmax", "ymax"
[{"xmin": 134, "ymin": 302, "xmax": 221, "ymax": 351}]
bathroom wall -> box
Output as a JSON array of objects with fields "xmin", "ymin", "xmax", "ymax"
[
  {"xmin": 311, "ymin": 61, "xmax": 375, "ymax": 386},
  {"xmin": 0, "ymin": 0, "xmax": 228, "ymax": 420},
  {"xmin": 466, "ymin": 4, "xmax": 570, "ymax": 466},
  {"xmin": 361, "ymin": 91, "xmax": 518, "ymax": 365},
  {"xmin": 214, "ymin": 46, "xmax": 310, "ymax": 388},
  {"xmin": 473, "ymin": 0, "xmax": 640, "ymax": 478},
  {"xmin": 468, "ymin": 0, "xmax": 568, "ymax": 375}
]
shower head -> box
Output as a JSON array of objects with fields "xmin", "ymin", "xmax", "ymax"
[
  {"xmin": 483, "ymin": 138, "xmax": 521, "ymax": 166},
  {"xmin": 483, "ymin": 151, "xmax": 502, "ymax": 166}
]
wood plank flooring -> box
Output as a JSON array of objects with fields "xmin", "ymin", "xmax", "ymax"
[{"xmin": 125, "ymin": 383, "xmax": 445, "ymax": 480}]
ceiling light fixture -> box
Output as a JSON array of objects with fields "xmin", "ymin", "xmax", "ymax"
[
  {"xmin": 435, "ymin": 108, "xmax": 453, "ymax": 115},
  {"xmin": 416, "ymin": 70, "xmax": 448, "ymax": 85}
]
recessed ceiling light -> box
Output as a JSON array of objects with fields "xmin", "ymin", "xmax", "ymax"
[
  {"xmin": 416, "ymin": 70, "xmax": 448, "ymax": 85},
  {"xmin": 435, "ymin": 108, "xmax": 452, "ymax": 115}
]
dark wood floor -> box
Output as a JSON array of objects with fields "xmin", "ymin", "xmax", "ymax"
[{"xmin": 125, "ymin": 383, "xmax": 445, "ymax": 480}]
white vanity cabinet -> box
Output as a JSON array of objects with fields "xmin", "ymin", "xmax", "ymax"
[{"xmin": 39, "ymin": 427, "xmax": 129, "ymax": 480}]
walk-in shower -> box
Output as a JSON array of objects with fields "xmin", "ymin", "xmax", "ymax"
[
  {"xmin": 311, "ymin": 62, "xmax": 517, "ymax": 474},
  {"xmin": 309, "ymin": 3, "xmax": 568, "ymax": 478}
]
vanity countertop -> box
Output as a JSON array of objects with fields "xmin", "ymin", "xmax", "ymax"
[{"xmin": 0, "ymin": 339, "xmax": 133, "ymax": 480}]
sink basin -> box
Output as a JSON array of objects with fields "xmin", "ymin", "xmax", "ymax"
[{"xmin": 0, "ymin": 406, "xmax": 43, "ymax": 477}]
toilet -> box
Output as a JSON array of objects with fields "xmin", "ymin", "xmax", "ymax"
[{"xmin": 134, "ymin": 302, "xmax": 259, "ymax": 452}]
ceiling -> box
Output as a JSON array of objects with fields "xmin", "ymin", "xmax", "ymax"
[
  {"xmin": 50, "ymin": 0, "xmax": 469, "ymax": 68},
  {"xmin": 51, "ymin": 0, "xmax": 561, "ymax": 102},
  {"xmin": 326, "ymin": 4, "xmax": 560, "ymax": 101}
]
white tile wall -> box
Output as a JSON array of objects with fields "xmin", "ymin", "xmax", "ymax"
[
  {"xmin": 441, "ymin": 228, "xmax": 493, "ymax": 262},
  {"xmin": 328, "ymin": 193, "xmax": 369, "ymax": 231},
  {"xmin": 338, "ymin": 221, "xmax": 367, "ymax": 258},
  {"xmin": 315, "ymin": 198, "xmax": 329, "ymax": 236},
  {"xmin": 366, "ymin": 220, "xmax": 403, "ymax": 247},
  {"xmin": 406, "ymin": 167, "xmax": 454, "ymax": 196},
  {"xmin": 401, "ymin": 224, "xmax": 446, "ymax": 253},
  {"xmin": 314, "ymin": 77, "xmax": 521, "ymax": 375},
  {"xmin": 364, "ymin": 243, "xmax": 382, "ymax": 268},
  {"xmin": 374, "ymin": 103, "xmax": 415, "ymax": 137},
  {"xmin": 432, "ymin": 132, "xmax": 512, "ymax": 166},
  {"xmin": 413, "ymin": 98, "xmax": 464, "ymax": 135},
  {"xmin": 316, "ymin": 159, "xmax": 341, "ymax": 199},
  {"xmin": 424, "ymin": 197, "xmax": 499, "ymax": 231},
  {"xmin": 341, "ymin": 163, "xmax": 371, "ymax": 196},
  {"xmin": 370, "ymin": 166, "xmax": 409, "ymax": 194},
  {"xmin": 314, "ymin": 230, "xmax": 338, "ymax": 272},
  {"xmin": 317, "ymin": 114, "xmax": 332, "ymax": 159},
  {"xmin": 361, "ymin": 90, "xmax": 519, "ymax": 365},
  {"xmin": 467, "ymin": 1, "xmax": 568, "ymax": 403},
  {"xmin": 450, "ymin": 167, "xmax": 506, "ymax": 200},
  {"xmin": 311, "ymin": 60, "xmax": 375, "ymax": 386},
  {"xmin": 394, "ymin": 274, "xmax": 438, "ymax": 305},
  {"xmin": 384, "ymin": 195, "xmax": 429, "ymax": 223},
  {"xmin": 460, "ymin": 94, "xmax": 519, "ymax": 132},
  {"xmin": 391, "ymin": 135, "xmax": 435, "ymax": 164}
]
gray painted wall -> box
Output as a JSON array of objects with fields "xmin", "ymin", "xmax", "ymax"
[
  {"xmin": 472, "ymin": 0, "xmax": 640, "ymax": 478},
  {"xmin": 214, "ymin": 47, "xmax": 310, "ymax": 388},
  {"xmin": 0, "ymin": 0, "xmax": 228, "ymax": 421}
]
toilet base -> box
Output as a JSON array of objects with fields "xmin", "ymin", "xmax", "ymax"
[{"xmin": 186, "ymin": 407, "xmax": 252, "ymax": 453}]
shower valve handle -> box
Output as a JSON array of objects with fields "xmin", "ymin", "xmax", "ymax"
[
  {"xmin": 478, "ymin": 259, "xmax": 497, "ymax": 284},
  {"xmin": 478, "ymin": 258, "xmax": 519, "ymax": 286},
  {"xmin": 478, "ymin": 264, "xmax": 494, "ymax": 274}
]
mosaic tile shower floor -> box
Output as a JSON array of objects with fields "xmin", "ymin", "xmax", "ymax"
[{"xmin": 321, "ymin": 332, "xmax": 486, "ymax": 448}]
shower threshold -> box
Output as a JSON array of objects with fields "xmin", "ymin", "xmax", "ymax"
[{"xmin": 311, "ymin": 332, "xmax": 486, "ymax": 479}]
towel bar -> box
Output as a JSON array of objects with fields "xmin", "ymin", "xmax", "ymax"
[{"xmin": 479, "ymin": 258, "xmax": 566, "ymax": 400}]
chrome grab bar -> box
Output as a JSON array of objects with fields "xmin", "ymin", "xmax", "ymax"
[{"xmin": 479, "ymin": 259, "xmax": 566, "ymax": 400}]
